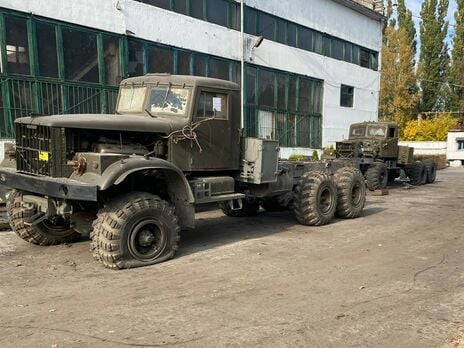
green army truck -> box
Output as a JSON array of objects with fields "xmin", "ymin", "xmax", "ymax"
[
  {"xmin": 335, "ymin": 122, "xmax": 437, "ymax": 190},
  {"xmin": 0, "ymin": 74, "xmax": 367, "ymax": 269}
]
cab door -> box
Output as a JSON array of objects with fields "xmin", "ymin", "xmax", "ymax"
[
  {"xmin": 382, "ymin": 125, "xmax": 399, "ymax": 158},
  {"xmin": 189, "ymin": 88, "xmax": 238, "ymax": 170}
]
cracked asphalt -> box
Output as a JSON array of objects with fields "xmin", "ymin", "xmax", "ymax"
[{"xmin": 0, "ymin": 167, "xmax": 463, "ymax": 347}]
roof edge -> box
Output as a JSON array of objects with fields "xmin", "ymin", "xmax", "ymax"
[{"xmin": 332, "ymin": 0, "xmax": 386, "ymax": 21}]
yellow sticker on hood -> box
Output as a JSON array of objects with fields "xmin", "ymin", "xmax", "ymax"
[{"xmin": 39, "ymin": 151, "xmax": 49, "ymax": 161}]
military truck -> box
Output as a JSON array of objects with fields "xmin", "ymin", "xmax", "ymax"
[
  {"xmin": 0, "ymin": 74, "xmax": 367, "ymax": 270},
  {"xmin": 335, "ymin": 122, "xmax": 437, "ymax": 190}
]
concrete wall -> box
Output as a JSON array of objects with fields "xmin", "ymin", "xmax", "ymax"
[
  {"xmin": 447, "ymin": 132, "xmax": 464, "ymax": 161},
  {"xmin": 398, "ymin": 141, "xmax": 447, "ymax": 155},
  {"xmin": 2, "ymin": 0, "xmax": 382, "ymax": 148}
]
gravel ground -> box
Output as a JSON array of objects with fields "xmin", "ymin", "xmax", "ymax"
[{"xmin": 0, "ymin": 167, "xmax": 464, "ymax": 348}]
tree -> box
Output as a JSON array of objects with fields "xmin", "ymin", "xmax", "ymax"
[
  {"xmin": 384, "ymin": 0, "xmax": 396, "ymax": 30},
  {"xmin": 418, "ymin": 0, "xmax": 450, "ymax": 113},
  {"xmin": 380, "ymin": 27, "xmax": 419, "ymax": 135},
  {"xmin": 396, "ymin": 0, "xmax": 417, "ymax": 56},
  {"xmin": 449, "ymin": 0, "xmax": 464, "ymax": 112}
]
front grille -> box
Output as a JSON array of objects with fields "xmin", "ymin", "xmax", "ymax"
[
  {"xmin": 15, "ymin": 123, "xmax": 65, "ymax": 176},
  {"xmin": 336, "ymin": 142, "xmax": 356, "ymax": 158}
]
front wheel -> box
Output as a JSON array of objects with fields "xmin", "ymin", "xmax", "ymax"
[
  {"xmin": 91, "ymin": 192, "xmax": 180, "ymax": 270},
  {"xmin": 365, "ymin": 162, "xmax": 388, "ymax": 191},
  {"xmin": 7, "ymin": 190, "xmax": 79, "ymax": 245}
]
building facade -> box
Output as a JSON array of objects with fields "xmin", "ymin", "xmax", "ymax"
[{"xmin": 0, "ymin": 0, "xmax": 383, "ymax": 151}]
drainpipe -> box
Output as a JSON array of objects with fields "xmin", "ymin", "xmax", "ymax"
[{"xmin": 240, "ymin": 0, "xmax": 245, "ymax": 131}]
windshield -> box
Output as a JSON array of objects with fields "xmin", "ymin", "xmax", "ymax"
[
  {"xmin": 367, "ymin": 125, "xmax": 387, "ymax": 138},
  {"xmin": 149, "ymin": 86, "xmax": 190, "ymax": 117},
  {"xmin": 351, "ymin": 127, "xmax": 365, "ymax": 137},
  {"xmin": 117, "ymin": 86, "xmax": 147, "ymax": 113}
]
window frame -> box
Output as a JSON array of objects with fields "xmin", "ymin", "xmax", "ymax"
[
  {"xmin": 340, "ymin": 84, "xmax": 354, "ymax": 108},
  {"xmin": 195, "ymin": 88, "xmax": 229, "ymax": 120}
]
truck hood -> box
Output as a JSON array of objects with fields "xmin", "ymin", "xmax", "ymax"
[{"xmin": 15, "ymin": 114, "xmax": 189, "ymax": 133}]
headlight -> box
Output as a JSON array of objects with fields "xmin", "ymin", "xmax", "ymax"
[{"xmin": 67, "ymin": 154, "xmax": 87, "ymax": 176}]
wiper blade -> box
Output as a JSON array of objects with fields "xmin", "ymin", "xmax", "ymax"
[{"xmin": 144, "ymin": 108, "xmax": 157, "ymax": 118}]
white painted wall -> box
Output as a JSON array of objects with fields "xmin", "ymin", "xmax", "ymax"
[
  {"xmin": 1, "ymin": 0, "xmax": 382, "ymax": 148},
  {"xmin": 246, "ymin": 0, "xmax": 382, "ymax": 50},
  {"xmin": 447, "ymin": 132, "xmax": 464, "ymax": 161},
  {"xmin": 398, "ymin": 141, "xmax": 447, "ymax": 155}
]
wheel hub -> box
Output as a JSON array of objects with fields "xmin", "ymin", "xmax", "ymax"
[
  {"xmin": 138, "ymin": 230, "xmax": 155, "ymax": 246},
  {"xmin": 128, "ymin": 219, "xmax": 167, "ymax": 261}
]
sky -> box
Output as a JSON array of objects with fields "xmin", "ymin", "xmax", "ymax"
[{"xmin": 405, "ymin": 0, "xmax": 458, "ymax": 43}]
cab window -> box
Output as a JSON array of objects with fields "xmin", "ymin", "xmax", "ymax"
[
  {"xmin": 197, "ymin": 91, "xmax": 228, "ymax": 119},
  {"xmin": 367, "ymin": 126, "xmax": 386, "ymax": 137},
  {"xmin": 388, "ymin": 127, "xmax": 396, "ymax": 138},
  {"xmin": 351, "ymin": 127, "xmax": 365, "ymax": 136}
]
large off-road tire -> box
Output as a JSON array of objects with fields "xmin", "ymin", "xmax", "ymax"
[
  {"xmin": 261, "ymin": 196, "xmax": 290, "ymax": 212},
  {"xmin": 7, "ymin": 190, "xmax": 79, "ymax": 245},
  {"xmin": 423, "ymin": 158, "xmax": 437, "ymax": 183},
  {"xmin": 334, "ymin": 167, "xmax": 366, "ymax": 219},
  {"xmin": 405, "ymin": 162, "xmax": 427, "ymax": 185},
  {"xmin": 220, "ymin": 197, "xmax": 260, "ymax": 217},
  {"xmin": 365, "ymin": 162, "xmax": 388, "ymax": 191},
  {"xmin": 294, "ymin": 171, "xmax": 337, "ymax": 226},
  {"xmin": 91, "ymin": 192, "xmax": 180, "ymax": 270}
]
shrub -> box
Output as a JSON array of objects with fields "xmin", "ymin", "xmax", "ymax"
[{"xmin": 402, "ymin": 114, "xmax": 458, "ymax": 141}]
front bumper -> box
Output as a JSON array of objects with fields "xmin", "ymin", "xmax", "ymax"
[{"xmin": 0, "ymin": 167, "xmax": 97, "ymax": 201}]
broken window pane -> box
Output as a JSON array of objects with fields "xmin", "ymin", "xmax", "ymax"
[
  {"xmin": 5, "ymin": 16, "xmax": 30, "ymax": 75},
  {"xmin": 103, "ymin": 36, "xmax": 120, "ymax": 85},
  {"xmin": 63, "ymin": 28, "xmax": 99, "ymax": 83},
  {"xmin": 37, "ymin": 22, "xmax": 58, "ymax": 78}
]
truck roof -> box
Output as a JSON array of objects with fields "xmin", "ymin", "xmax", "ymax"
[
  {"xmin": 121, "ymin": 74, "xmax": 240, "ymax": 91},
  {"xmin": 351, "ymin": 121, "xmax": 398, "ymax": 128}
]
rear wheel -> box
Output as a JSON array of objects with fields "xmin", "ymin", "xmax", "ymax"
[
  {"xmin": 365, "ymin": 162, "xmax": 388, "ymax": 191},
  {"xmin": 91, "ymin": 192, "xmax": 180, "ymax": 270},
  {"xmin": 423, "ymin": 158, "xmax": 437, "ymax": 183},
  {"xmin": 7, "ymin": 190, "xmax": 79, "ymax": 245},
  {"xmin": 220, "ymin": 197, "xmax": 260, "ymax": 217},
  {"xmin": 334, "ymin": 167, "xmax": 366, "ymax": 219},
  {"xmin": 405, "ymin": 162, "xmax": 426, "ymax": 185},
  {"xmin": 294, "ymin": 171, "xmax": 337, "ymax": 226}
]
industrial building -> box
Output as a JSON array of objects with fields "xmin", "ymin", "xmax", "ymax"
[{"xmin": 0, "ymin": 0, "xmax": 383, "ymax": 152}]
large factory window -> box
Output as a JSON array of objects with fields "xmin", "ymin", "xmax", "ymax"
[
  {"xmin": 5, "ymin": 16, "xmax": 30, "ymax": 75},
  {"xmin": 147, "ymin": 45, "xmax": 174, "ymax": 74},
  {"xmin": 63, "ymin": 28, "xmax": 99, "ymax": 83},
  {"xmin": 36, "ymin": 22, "xmax": 58, "ymax": 78},
  {"xmin": 128, "ymin": 40, "xmax": 144, "ymax": 77},
  {"xmin": 103, "ymin": 36, "xmax": 120, "ymax": 85}
]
